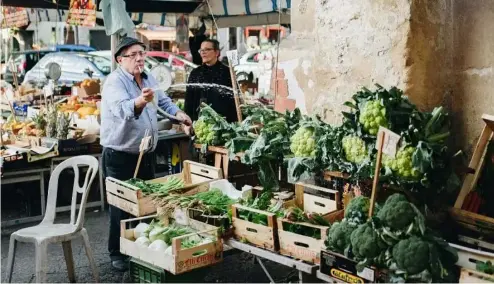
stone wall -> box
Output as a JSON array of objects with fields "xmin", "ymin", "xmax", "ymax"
[{"xmin": 276, "ymin": 0, "xmax": 493, "ymax": 153}]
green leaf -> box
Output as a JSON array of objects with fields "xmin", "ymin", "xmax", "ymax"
[{"xmin": 412, "ymin": 141, "xmax": 433, "ymax": 173}]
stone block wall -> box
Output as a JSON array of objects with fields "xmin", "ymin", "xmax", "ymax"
[{"xmin": 275, "ymin": 0, "xmax": 494, "ymax": 153}]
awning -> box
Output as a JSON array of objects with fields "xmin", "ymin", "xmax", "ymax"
[
  {"xmin": 202, "ymin": 0, "xmax": 290, "ymax": 16},
  {"xmin": 136, "ymin": 29, "xmax": 193, "ymax": 41},
  {"xmin": 1, "ymin": 0, "xmax": 202, "ymax": 13}
]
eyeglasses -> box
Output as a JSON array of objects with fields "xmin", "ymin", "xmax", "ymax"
[
  {"xmin": 199, "ymin": 48, "xmax": 215, "ymax": 53},
  {"xmin": 121, "ymin": 51, "xmax": 147, "ymax": 59}
]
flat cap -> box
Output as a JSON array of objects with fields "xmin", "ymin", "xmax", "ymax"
[{"xmin": 114, "ymin": 37, "xmax": 146, "ymax": 61}]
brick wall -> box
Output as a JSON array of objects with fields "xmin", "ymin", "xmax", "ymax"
[{"xmin": 271, "ymin": 68, "xmax": 296, "ymax": 113}]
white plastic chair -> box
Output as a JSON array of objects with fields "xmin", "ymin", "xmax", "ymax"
[{"xmin": 5, "ymin": 155, "xmax": 100, "ymax": 283}]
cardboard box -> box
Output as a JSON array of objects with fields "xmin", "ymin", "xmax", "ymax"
[{"xmin": 72, "ymin": 80, "xmax": 100, "ymax": 98}]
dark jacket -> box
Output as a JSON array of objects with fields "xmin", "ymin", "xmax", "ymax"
[{"xmin": 184, "ymin": 61, "xmax": 237, "ymax": 123}]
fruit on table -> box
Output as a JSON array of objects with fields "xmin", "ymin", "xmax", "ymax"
[
  {"xmin": 76, "ymin": 106, "xmax": 97, "ymax": 118},
  {"xmin": 80, "ymin": 79, "xmax": 100, "ymax": 88}
]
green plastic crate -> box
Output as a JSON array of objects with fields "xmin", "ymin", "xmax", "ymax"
[{"xmin": 130, "ymin": 258, "xmax": 166, "ymax": 283}]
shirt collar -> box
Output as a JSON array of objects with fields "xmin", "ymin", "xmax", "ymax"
[{"xmin": 118, "ymin": 66, "xmax": 148, "ymax": 81}]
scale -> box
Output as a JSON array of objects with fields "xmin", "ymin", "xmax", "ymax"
[{"xmin": 148, "ymin": 64, "xmax": 186, "ymax": 124}]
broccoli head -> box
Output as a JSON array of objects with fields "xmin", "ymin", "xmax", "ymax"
[
  {"xmin": 377, "ymin": 194, "xmax": 415, "ymax": 230},
  {"xmin": 392, "ymin": 236, "xmax": 430, "ymax": 275},
  {"xmin": 350, "ymin": 222, "xmax": 386, "ymax": 259},
  {"xmin": 344, "ymin": 196, "xmax": 370, "ymax": 225},
  {"xmin": 326, "ymin": 220, "xmax": 356, "ymax": 253}
]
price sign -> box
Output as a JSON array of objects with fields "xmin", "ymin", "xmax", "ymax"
[
  {"xmin": 226, "ymin": 50, "xmax": 239, "ymax": 66},
  {"xmin": 375, "ymin": 126, "xmax": 401, "ymax": 158},
  {"xmin": 139, "ymin": 130, "xmax": 152, "ymax": 152}
]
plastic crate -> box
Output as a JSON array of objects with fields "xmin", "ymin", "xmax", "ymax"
[{"xmin": 130, "ymin": 258, "xmax": 166, "ymax": 283}]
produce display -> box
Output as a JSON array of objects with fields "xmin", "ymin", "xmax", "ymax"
[
  {"xmin": 325, "ymin": 193, "xmax": 458, "ymax": 283},
  {"xmin": 237, "ymin": 191, "xmax": 284, "ymax": 225},
  {"xmin": 132, "ymin": 220, "xmax": 213, "ymax": 254},
  {"xmin": 155, "ymin": 188, "xmax": 236, "ymax": 217},
  {"xmin": 126, "ymin": 177, "xmax": 185, "ymax": 196}
]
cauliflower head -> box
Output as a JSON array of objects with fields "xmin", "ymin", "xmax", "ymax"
[
  {"xmin": 342, "ymin": 135, "xmax": 368, "ymax": 163},
  {"xmin": 350, "ymin": 222, "xmax": 386, "ymax": 259},
  {"xmin": 326, "ymin": 220, "xmax": 357, "ymax": 253},
  {"xmin": 290, "ymin": 126, "xmax": 316, "ymax": 157},
  {"xmin": 377, "ymin": 193, "xmax": 415, "ymax": 230},
  {"xmin": 382, "ymin": 147, "xmax": 422, "ymax": 180},
  {"xmin": 359, "ymin": 100, "xmax": 388, "ymax": 135},
  {"xmin": 392, "ymin": 236, "xmax": 430, "ymax": 275},
  {"xmin": 193, "ymin": 118, "xmax": 216, "ymax": 144}
]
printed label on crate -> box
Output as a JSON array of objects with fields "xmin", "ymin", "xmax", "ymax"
[
  {"xmin": 176, "ymin": 252, "xmax": 220, "ymax": 273},
  {"xmin": 320, "ymin": 250, "xmax": 377, "ymax": 283},
  {"xmin": 285, "ymin": 243, "xmax": 319, "ymax": 262},
  {"xmin": 330, "ymin": 268, "xmax": 365, "ymax": 283}
]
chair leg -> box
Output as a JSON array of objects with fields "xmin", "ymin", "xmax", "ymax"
[
  {"xmin": 62, "ymin": 241, "xmax": 76, "ymax": 283},
  {"xmin": 81, "ymin": 229, "xmax": 100, "ymax": 282},
  {"xmin": 5, "ymin": 236, "xmax": 17, "ymax": 283},
  {"xmin": 35, "ymin": 241, "xmax": 48, "ymax": 283}
]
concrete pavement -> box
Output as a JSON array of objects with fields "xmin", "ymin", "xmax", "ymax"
[{"xmin": 1, "ymin": 210, "xmax": 306, "ymax": 283}]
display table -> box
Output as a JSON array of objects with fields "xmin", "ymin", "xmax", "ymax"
[
  {"xmin": 225, "ymin": 239, "xmax": 318, "ymax": 283},
  {"xmin": 1, "ymin": 167, "xmax": 50, "ymax": 227},
  {"xmin": 50, "ymin": 153, "xmax": 105, "ymax": 212}
]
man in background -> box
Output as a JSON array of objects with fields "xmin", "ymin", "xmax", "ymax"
[{"xmin": 184, "ymin": 39, "xmax": 237, "ymax": 134}]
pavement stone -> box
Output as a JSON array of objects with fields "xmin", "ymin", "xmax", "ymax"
[{"xmin": 1, "ymin": 210, "xmax": 311, "ymax": 283}]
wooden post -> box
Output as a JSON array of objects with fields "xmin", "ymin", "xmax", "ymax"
[
  {"xmin": 369, "ymin": 131, "xmax": 385, "ymax": 217},
  {"xmin": 228, "ymin": 64, "xmax": 242, "ymax": 122}
]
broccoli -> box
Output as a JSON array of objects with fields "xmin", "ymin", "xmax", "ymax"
[
  {"xmin": 326, "ymin": 220, "xmax": 357, "ymax": 253},
  {"xmin": 350, "ymin": 222, "xmax": 387, "ymax": 260},
  {"xmin": 344, "ymin": 196, "xmax": 370, "ymax": 225},
  {"xmin": 392, "ymin": 236, "xmax": 430, "ymax": 275},
  {"xmin": 377, "ymin": 193, "xmax": 415, "ymax": 230}
]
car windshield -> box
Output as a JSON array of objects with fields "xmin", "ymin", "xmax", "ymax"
[{"xmin": 80, "ymin": 54, "xmax": 111, "ymax": 75}]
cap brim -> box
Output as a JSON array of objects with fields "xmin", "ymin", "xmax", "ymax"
[{"xmin": 114, "ymin": 42, "xmax": 146, "ymax": 61}]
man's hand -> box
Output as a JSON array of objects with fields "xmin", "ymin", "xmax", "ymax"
[
  {"xmin": 184, "ymin": 125, "xmax": 194, "ymax": 136},
  {"xmin": 175, "ymin": 111, "xmax": 192, "ymax": 126},
  {"xmin": 135, "ymin": 88, "xmax": 155, "ymax": 109}
]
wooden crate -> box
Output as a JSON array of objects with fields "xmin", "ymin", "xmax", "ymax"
[
  {"xmin": 120, "ymin": 215, "xmax": 223, "ymax": 275},
  {"xmin": 294, "ymin": 182, "xmax": 341, "ymax": 214},
  {"xmin": 106, "ymin": 160, "xmax": 223, "ymax": 217},
  {"xmin": 450, "ymin": 114, "xmax": 494, "ymax": 236},
  {"xmin": 278, "ymin": 183, "xmax": 342, "ymax": 264},
  {"xmin": 459, "ymin": 268, "xmax": 494, "ymax": 283},
  {"xmin": 449, "ymin": 242, "xmax": 494, "ymax": 271},
  {"xmin": 231, "ymin": 204, "xmax": 279, "ymax": 251}
]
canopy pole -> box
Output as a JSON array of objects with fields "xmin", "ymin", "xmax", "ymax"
[{"xmin": 111, "ymin": 34, "xmax": 120, "ymax": 71}]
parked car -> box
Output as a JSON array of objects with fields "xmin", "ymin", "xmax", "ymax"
[
  {"xmin": 23, "ymin": 52, "xmax": 111, "ymax": 86},
  {"xmin": 3, "ymin": 45, "xmax": 96, "ymax": 85},
  {"xmin": 234, "ymin": 49, "xmax": 273, "ymax": 82},
  {"xmin": 147, "ymin": 51, "xmax": 198, "ymax": 69},
  {"xmin": 89, "ymin": 50, "xmax": 160, "ymax": 72}
]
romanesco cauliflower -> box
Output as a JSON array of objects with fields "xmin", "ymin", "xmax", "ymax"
[
  {"xmin": 382, "ymin": 146, "xmax": 422, "ymax": 180},
  {"xmin": 290, "ymin": 127, "xmax": 316, "ymax": 157},
  {"xmin": 342, "ymin": 135, "xmax": 368, "ymax": 163},
  {"xmin": 193, "ymin": 118, "xmax": 216, "ymax": 144},
  {"xmin": 359, "ymin": 100, "xmax": 388, "ymax": 135}
]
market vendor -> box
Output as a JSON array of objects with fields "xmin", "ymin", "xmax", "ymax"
[
  {"xmin": 100, "ymin": 36, "xmax": 191, "ymax": 272},
  {"xmin": 184, "ymin": 39, "xmax": 237, "ymax": 134}
]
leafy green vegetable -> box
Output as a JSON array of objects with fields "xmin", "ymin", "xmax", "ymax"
[
  {"xmin": 477, "ymin": 260, "xmax": 494, "ymax": 275},
  {"xmin": 325, "ymin": 220, "xmax": 357, "ymax": 254},
  {"xmin": 344, "ymin": 196, "xmax": 370, "ymax": 225},
  {"xmin": 126, "ymin": 177, "xmax": 185, "ymax": 195},
  {"xmin": 391, "ymin": 236, "xmax": 431, "ymax": 275}
]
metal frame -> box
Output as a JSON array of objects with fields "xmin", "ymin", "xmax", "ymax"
[
  {"xmin": 1, "ymin": 167, "xmax": 50, "ymax": 227},
  {"xmin": 225, "ymin": 239, "xmax": 318, "ymax": 283},
  {"xmin": 50, "ymin": 153, "xmax": 105, "ymax": 212}
]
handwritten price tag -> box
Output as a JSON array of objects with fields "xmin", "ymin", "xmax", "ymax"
[
  {"xmin": 376, "ymin": 126, "xmax": 401, "ymax": 157},
  {"xmin": 226, "ymin": 50, "xmax": 239, "ymax": 66},
  {"xmin": 139, "ymin": 133, "xmax": 152, "ymax": 152}
]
